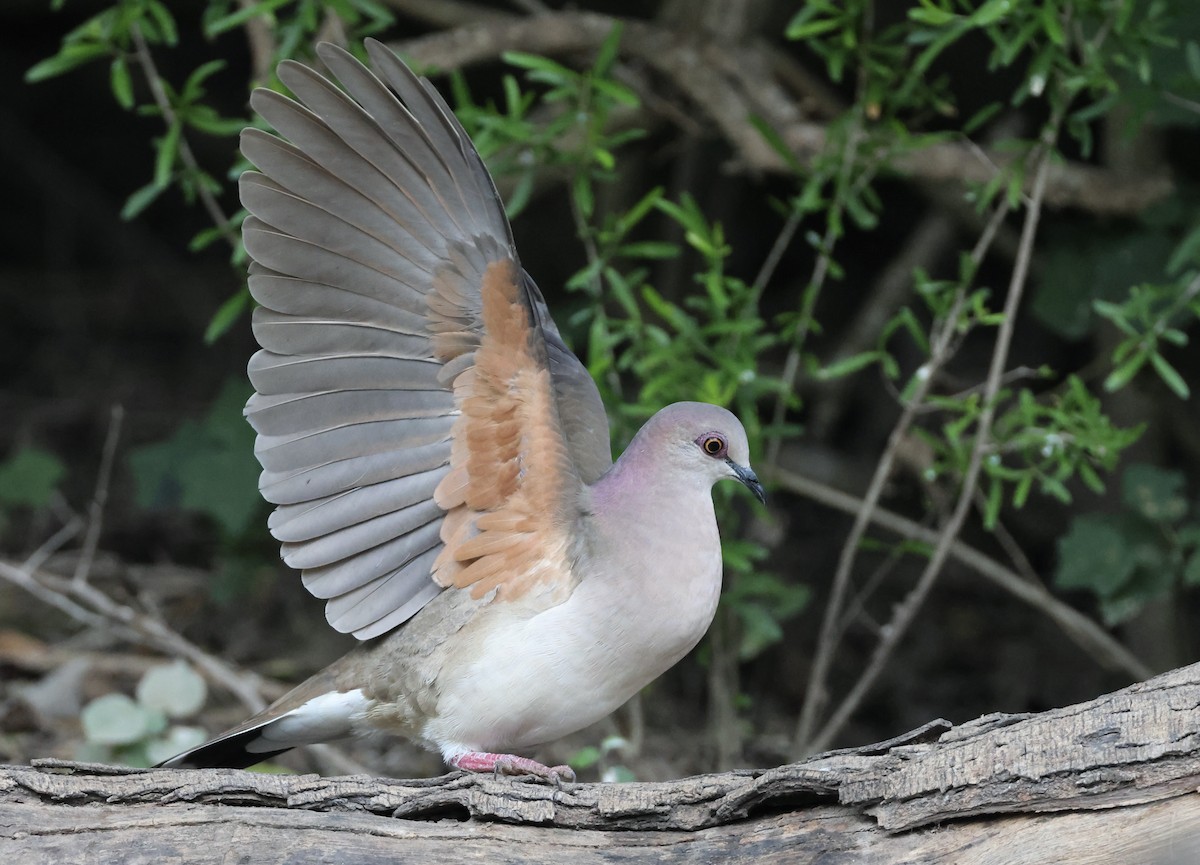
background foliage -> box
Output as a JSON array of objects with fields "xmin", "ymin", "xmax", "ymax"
[{"xmin": 2, "ymin": 0, "xmax": 1198, "ymax": 777}]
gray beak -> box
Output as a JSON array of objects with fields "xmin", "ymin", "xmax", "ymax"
[{"xmin": 726, "ymin": 459, "xmax": 766, "ymax": 504}]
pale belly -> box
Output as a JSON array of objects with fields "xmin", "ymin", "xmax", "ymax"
[{"xmin": 418, "ymin": 557, "xmax": 723, "ymax": 756}]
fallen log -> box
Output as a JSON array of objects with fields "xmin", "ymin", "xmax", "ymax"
[{"xmin": 2, "ymin": 662, "xmax": 1199, "ymax": 863}]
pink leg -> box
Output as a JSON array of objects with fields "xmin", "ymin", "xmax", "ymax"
[{"xmin": 449, "ymin": 751, "xmax": 576, "ymax": 784}]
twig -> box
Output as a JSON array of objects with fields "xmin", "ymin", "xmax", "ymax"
[
  {"xmin": 0, "ymin": 559, "xmax": 111, "ymax": 634},
  {"xmin": 24, "ymin": 515, "xmax": 84, "ymax": 576},
  {"xmin": 792, "ymin": 194, "xmax": 1014, "ymax": 755},
  {"xmin": 972, "ymin": 487, "xmax": 1042, "ymax": 584},
  {"xmin": 2, "ymin": 555, "xmax": 268, "ymax": 714},
  {"xmin": 773, "ymin": 468, "xmax": 1151, "ymax": 681},
  {"xmin": 72, "ymin": 405, "xmax": 122, "ymax": 586},
  {"xmin": 129, "ymin": 24, "xmax": 238, "ymax": 251},
  {"xmin": 749, "ymin": 208, "xmax": 803, "ymax": 305},
  {"xmin": 802, "ymin": 108, "xmax": 1065, "ymax": 756}
]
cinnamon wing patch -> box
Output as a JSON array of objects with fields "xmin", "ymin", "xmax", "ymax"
[{"xmin": 431, "ymin": 259, "xmax": 583, "ymax": 604}]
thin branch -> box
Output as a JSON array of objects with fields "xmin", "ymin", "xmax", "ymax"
[
  {"xmin": 0, "ymin": 558, "xmax": 110, "ymax": 634},
  {"xmin": 803, "ymin": 108, "xmax": 1065, "ymax": 756},
  {"xmin": 2, "ymin": 555, "xmax": 268, "ymax": 714},
  {"xmin": 129, "ymin": 24, "xmax": 238, "ymax": 251},
  {"xmin": 792, "ymin": 195, "xmax": 1013, "ymax": 755},
  {"xmin": 749, "ymin": 208, "xmax": 803, "ymax": 305},
  {"xmin": 774, "ymin": 467, "xmax": 1151, "ymax": 681},
  {"xmin": 972, "ymin": 487, "xmax": 1042, "ymax": 584},
  {"xmin": 72, "ymin": 405, "xmax": 122, "ymax": 586},
  {"xmin": 24, "ymin": 514, "xmax": 84, "ymax": 576}
]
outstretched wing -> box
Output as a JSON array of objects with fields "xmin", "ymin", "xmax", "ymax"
[{"xmin": 241, "ymin": 39, "xmax": 611, "ymax": 641}]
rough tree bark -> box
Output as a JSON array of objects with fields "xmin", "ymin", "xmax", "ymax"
[{"xmin": 3, "ymin": 663, "xmax": 1199, "ymax": 863}]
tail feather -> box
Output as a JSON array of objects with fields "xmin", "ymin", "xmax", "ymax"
[
  {"xmin": 156, "ymin": 687, "xmax": 370, "ymax": 769},
  {"xmin": 158, "ymin": 720, "xmax": 292, "ymax": 769}
]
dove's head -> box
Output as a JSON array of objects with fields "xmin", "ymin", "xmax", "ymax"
[{"xmin": 637, "ymin": 402, "xmax": 765, "ymax": 503}]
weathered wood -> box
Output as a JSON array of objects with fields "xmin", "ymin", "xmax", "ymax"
[{"xmin": 2, "ymin": 663, "xmax": 1199, "ymax": 863}]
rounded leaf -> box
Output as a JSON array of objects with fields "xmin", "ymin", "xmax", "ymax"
[
  {"xmin": 81, "ymin": 693, "xmax": 150, "ymax": 746},
  {"xmin": 136, "ymin": 660, "xmax": 207, "ymax": 719}
]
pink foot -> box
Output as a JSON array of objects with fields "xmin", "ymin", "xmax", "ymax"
[{"xmin": 449, "ymin": 751, "xmax": 576, "ymax": 784}]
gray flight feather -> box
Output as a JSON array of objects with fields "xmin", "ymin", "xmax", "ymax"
[{"xmin": 242, "ymin": 39, "xmax": 610, "ymax": 639}]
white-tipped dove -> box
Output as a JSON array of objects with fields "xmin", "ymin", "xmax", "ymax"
[{"xmin": 159, "ymin": 39, "xmax": 764, "ymax": 782}]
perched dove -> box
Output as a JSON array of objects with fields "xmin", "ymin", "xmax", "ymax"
[{"xmin": 160, "ymin": 39, "xmax": 763, "ymax": 782}]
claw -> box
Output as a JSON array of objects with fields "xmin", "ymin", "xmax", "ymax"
[{"xmin": 450, "ymin": 751, "xmax": 575, "ymax": 784}]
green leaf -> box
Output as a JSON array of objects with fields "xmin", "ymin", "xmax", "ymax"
[
  {"xmin": 205, "ymin": 288, "xmax": 250, "ymax": 344},
  {"xmin": 815, "ymin": 351, "xmax": 880, "ymax": 380},
  {"xmin": 787, "ymin": 16, "xmax": 844, "ymax": 39},
  {"xmin": 204, "ymin": 0, "xmax": 293, "ymax": 37},
  {"xmin": 503, "ymin": 51, "xmax": 576, "ymax": 82},
  {"xmin": 129, "ymin": 379, "xmax": 261, "ymax": 536},
  {"xmin": 182, "ymin": 60, "xmax": 227, "ymax": 103},
  {"xmin": 573, "ymin": 173, "xmax": 594, "ymax": 219},
  {"xmin": 1121, "ymin": 463, "xmax": 1187, "ymax": 524},
  {"xmin": 749, "ymin": 116, "xmax": 803, "ymax": 174},
  {"xmin": 963, "ymin": 101, "xmax": 1003, "ymax": 135},
  {"xmin": 136, "ymin": 660, "xmax": 208, "ymax": 719},
  {"xmin": 1054, "ymin": 514, "xmax": 1139, "ymax": 596},
  {"xmin": 982, "ymin": 475, "xmax": 1003, "ymax": 529},
  {"xmin": 967, "ymin": 0, "xmax": 1013, "ymax": 26},
  {"xmin": 110, "ymin": 58, "xmax": 134, "ymax": 109},
  {"xmin": 26, "ymin": 43, "xmax": 109, "ymax": 83},
  {"xmin": 1187, "ymin": 41, "xmax": 1200, "ymax": 81},
  {"xmin": 1185, "ymin": 550, "xmax": 1200, "ymax": 586},
  {"xmin": 569, "ymin": 745, "xmax": 602, "ymax": 770},
  {"xmin": 736, "ymin": 601, "xmax": 785, "ymax": 661},
  {"xmin": 154, "ymin": 122, "xmax": 182, "ymax": 188},
  {"xmin": 81, "ymin": 693, "xmax": 151, "ymax": 746},
  {"xmin": 1103, "ymin": 351, "xmax": 1147, "ymax": 393},
  {"xmin": 1149, "ymin": 351, "xmax": 1190, "ymax": 399},
  {"xmin": 618, "ymin": 241, "xmax": 679, "ymax": 260},
  {"xmin": 121, "ymin": 180, "xmax": 165, "ymax": 220},
  {"xmin": 145, "ymin": 0, "xmax": 180, "ymax": 45},
  {"xmin": 592, "ymin": 23, "xmax": 623, "ymax": 76},
  {"xmin": 0, "ymin": 447, "xmax": 66, "ymax": 508}
]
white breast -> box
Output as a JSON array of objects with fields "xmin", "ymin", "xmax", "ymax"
[{"xmin": 420, "ymin": 502, "xmax": 723, "ymax": 759}]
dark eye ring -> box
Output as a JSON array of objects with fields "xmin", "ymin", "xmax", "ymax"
[{"xmin": 700, "ymin": 435, "xmax": 725, "ymax": 456}]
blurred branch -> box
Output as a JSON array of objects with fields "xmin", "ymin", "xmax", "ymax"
[
  {"xmin": 773, "ymin": 468, "xmax": 1151, "ymax": 682},
  {"xmin": 799, "ymin": 105, "xmax": 1066, "ymax": 756},
  {"xmin": 72, "ymin": 405, "xmax": 122, "ymax": 586},
  {"xmin": 0, "ymin": 403, "xmax": 266, "ymax": 713},
  {"xmin": 391, "ymin": 12, "xmax": 1171, "ymax": 216},
  {"xmin": 792, "ymin": 193, "xmax": 1014, "ymax": 756},
  {"xmin": 1, "ymin": 556, "xmax": 268, "ymax": 714}
]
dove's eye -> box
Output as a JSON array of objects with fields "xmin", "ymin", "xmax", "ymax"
[{"xmin": 697, "ymin": 434, "xmax": 727, "ymax": 458}]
